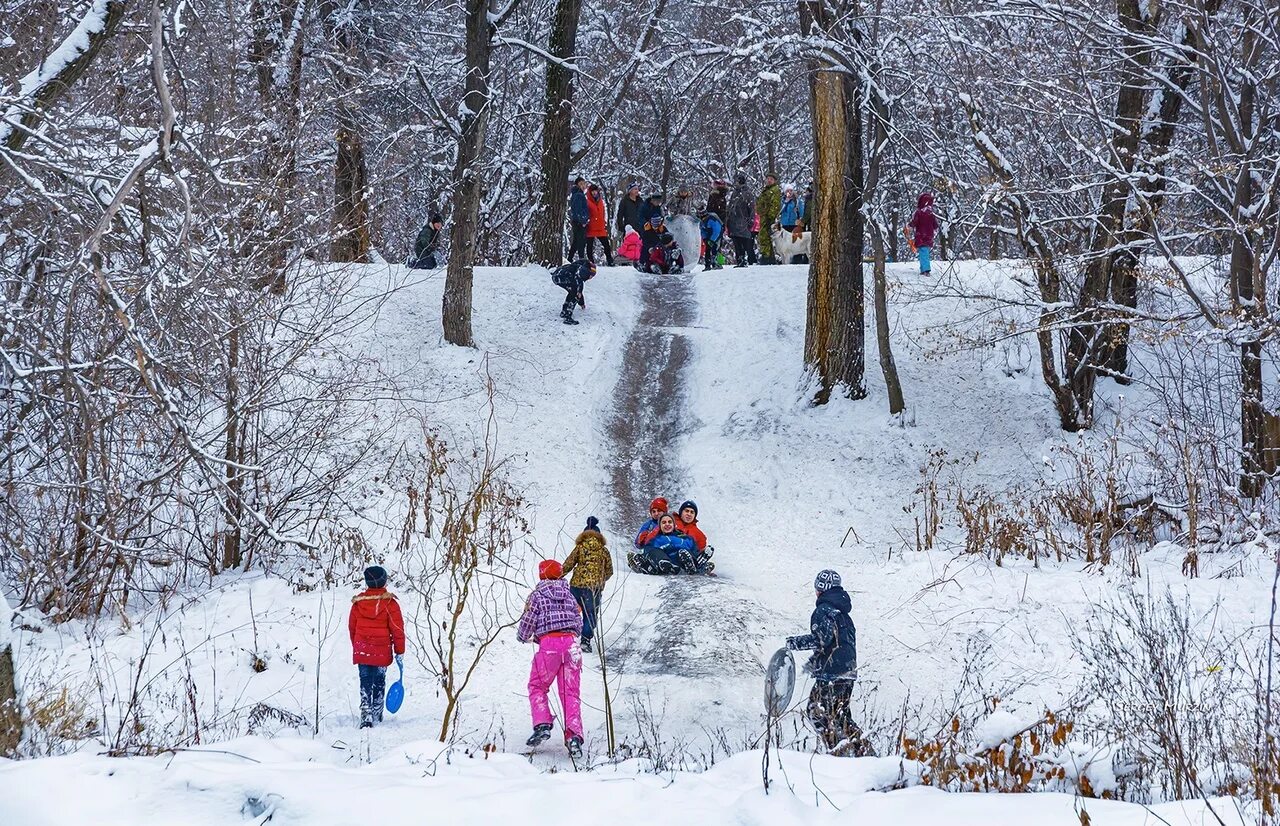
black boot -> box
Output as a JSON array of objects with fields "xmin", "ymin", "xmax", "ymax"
[
  {"xmin": 527, "ymin": 723, "xmax": 553, "ymax": 747},
  {"xmin": 566, "ymin": 736, "xmax": 583, "ymax": 758}
]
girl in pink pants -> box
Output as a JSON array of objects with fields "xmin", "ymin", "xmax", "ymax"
[{"xmin": 517, "ymin": 560, "xmax": 585, "ymax": 756}]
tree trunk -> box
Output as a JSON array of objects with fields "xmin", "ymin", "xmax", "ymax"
[
  {"xmin": 862, "ymin": 30, "xmax": 903, "ymax": 416},
  {"xmin": 1109, "ymin": 3, "xmax": 1223, "ymax": 377},
  {"xmin": 324, "ymin": 0, "xmax": 372, "ymax": 263},
  {"xmin": 800, "ymin": 0, "xmax": 865, "ymax": 405},
  {"xmin": 833, "ymin": 67, "xmax": 866, "ymax": 398},
  {"xmin": 530, "ymin": 0, "xmax": 585, "ymax": 266},
  {"xmin": 442, "ymin": 0, "xmax": 500, "ymax": 346},
  {"xmin": 1230, "ymin": 22, "xmax": 1264, "ymax": 498},
  {"xmin": 221, "ymin": 320, "xmax": 243, "ymax": 571},
  {"xmin": 1073, "ymin": 0, "xmax": 1158, "ymax": 400},
  {"xmin": 0, "ymin": 594, "xmax": 19, "ymax": 756}
]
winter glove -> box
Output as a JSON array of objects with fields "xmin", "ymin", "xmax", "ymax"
[
  {"xmin": 785, "ymin": 636, "xmax": 802, "ymax": 651},
  {"xmin": 395, "ymin": 654, "xmax": 403, "ymax": 668}
]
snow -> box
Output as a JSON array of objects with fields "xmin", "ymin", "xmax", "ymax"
[
  {"xmin": 0, "ymin": 738, "xmax": 1247, "ymax": 825},
  {"xmin": 3, "ymin": 258, "xmax": 1271, "ymax": 822}
]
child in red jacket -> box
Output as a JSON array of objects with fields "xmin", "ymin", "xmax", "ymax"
[{"xmin": 349, "ymin": 565, "xmax": 406, "ymax": 728}]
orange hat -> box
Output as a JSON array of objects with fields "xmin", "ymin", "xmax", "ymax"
[
  {"xmin": 649, "ymin": 497, "xmax": 668, "ymax": 512},
  {"xmin": 539, "ymin": 560, "xmax": 563, "ymax": 580}
]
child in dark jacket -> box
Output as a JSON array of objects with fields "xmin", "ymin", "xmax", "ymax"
[
  {"xmin": 550, "ymin": 259, "xmax": 597, "ymax": 325},
  {"xmin": 561, "ymin": 516, "xmax": 613, "ymax": 653},
  {"xmin": 786, "ymin": 570, "xmax": 873, "ymax": 756},
  {"xmin": 410, "ymin": 214, "xmax": 444, "ymax": 269},
  {"xmin": 349, "ymin": 565, "xmax": 407, "ymax": 728},
  {"xmin": 518, "ymin": 560, "xmax": 585, "ymax": 756}
]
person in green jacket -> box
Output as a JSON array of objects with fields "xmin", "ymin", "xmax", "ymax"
[
  {"xmin": 755, "ymin": 174, "xmax": 782, "ymax": 264},
  {"xmin": 410, "ymin": 214, "xmax": 444, "ymax": 269}
]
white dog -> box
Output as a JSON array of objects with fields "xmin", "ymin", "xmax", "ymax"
[{"xmin": 772, "ymin": 229, "xmax": 812, "ymax": 264}]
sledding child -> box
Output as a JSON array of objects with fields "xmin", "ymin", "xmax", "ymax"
[
  {"xmin": 645, "ymin": 233, "xmax": 685, "ymax": 274},
  {"xmin": 906, "ymin": 192, "xmax": 938, "ymax": 275},
  {"xmin": 674, "ymin": 500, "xmax": 714, "ymax": 574},
  {"xmin": 786, "ymin": 570, "xmax": 873, "ymax": 756},
  {"xmin": 639, "ymin": 194, "xmax": 665, "ymax": 264},
  {"xmin": 633, "ymin": 513, "xmax": 697, "ymax": 574},
  {"xmin": 634, "ymin": 498, "xmax": 668, "ymax": 549},
  {"xmin": 517, "ymin": 560, "xmax": 585, "ymax": 757},
  {"xmin": 561, "ymin": 516, "xmax": 613, "ymax": 653},
  {"xmin": 550, "ymin": 258, "xmax": 597, "ymax": 325},
  {"xmin": 700, "ymin": 212, "xmax": 724, "ymax": 270},
  {"xmin": 349, "ymin": 565, "xmax": 406, "ymax": 729}
]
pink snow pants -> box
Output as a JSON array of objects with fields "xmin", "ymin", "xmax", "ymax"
[{"xmin": 528, "ymin": 632, "xmax": 583, "ymax": 739}]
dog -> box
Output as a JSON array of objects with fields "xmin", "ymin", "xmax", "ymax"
[{"xmin": 772, "ymin": 229, "xmax": 812, "ymax": 264}]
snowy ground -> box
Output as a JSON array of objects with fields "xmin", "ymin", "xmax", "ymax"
[
  {"xmin": 3, "ymin": 259, "xmax": 1270, "ymax": 823},
  {"xmin": 0, "ymin": 737, "xmax": 1249, "ymax": 825}
]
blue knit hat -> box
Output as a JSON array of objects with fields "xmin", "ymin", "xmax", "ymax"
[
  {"xmin": 814, "ymin": 569, "xmax": 841, "ymax": 592},
  {"xmin": 678, "ymin": 501, "xmax": 698, "ymax": 517}
]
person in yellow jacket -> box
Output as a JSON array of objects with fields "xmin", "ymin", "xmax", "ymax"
[
  {"xmin": 562, "ymin": 516, "xmax": 613, "ymax": 653},
  {"xmin": 755, "ymin": 173, "xmax": 783, "ymax": 264}
]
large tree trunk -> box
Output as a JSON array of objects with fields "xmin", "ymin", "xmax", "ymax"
[
  {"xmin": 1070, "ymin": 0, "xmax": 1158, "ymax": 405},
  {"xmin": 800, "ymin": 0, "xmax": 865, "ymax": 405},
  {"xmin": 832, "ymin": 66, "xmax": 866, "ymax": 398},
  {"xmin": 324, "ymin": 0, "xmax": 372, "ymax": 264},
  {"xmin": 530, "ymin": 0, "xmax": 585, "ymax": 267},
  {"xmin": 443, "ymin": 0, "xmax": 505, "ymax": 346}
]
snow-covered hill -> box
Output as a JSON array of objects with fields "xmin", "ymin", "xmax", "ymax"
[{"xmin": 1, "ymin": 260, "xmax": 1267, "ymax": 825}]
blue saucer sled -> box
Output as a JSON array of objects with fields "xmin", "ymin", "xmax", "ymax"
[{"xmin": 386, "ymin": 657, "xmax": 405, "ymax": 714}]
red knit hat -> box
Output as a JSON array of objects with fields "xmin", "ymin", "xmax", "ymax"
[
  {"xmin": 649, "ymin": 497, "xmax": 669, "ymax": 512},
  {"xmin": 538, "ymin": 559, "xmax": 563, "ymax": 580}
]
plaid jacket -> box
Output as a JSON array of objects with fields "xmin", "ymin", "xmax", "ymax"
[
  {"xmin": 562, "ymin": 529, "xmax": 613, "ymax": 591},
  {"xmin": 516, "ymin": 579, "xmax": 583, "ymax": 642}
]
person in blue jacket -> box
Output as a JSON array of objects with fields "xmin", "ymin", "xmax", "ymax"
[
  {"xmin": 629, "ymin": 511, "xmax": 696, "ymax": 575},
  {"xmin": 568, "ymin": 177, "xmax": 590, "ymax": 261},
  {"xmin": 780, "ymin": 185, "xmax": 801, "ymax": 232},
  {"xmin": 700, "ymin": 211, "xmax": 724, "ymax": 270},
  {"xmin": 786, "ymin": 570, "xmax": 873, "ymax": 756}
]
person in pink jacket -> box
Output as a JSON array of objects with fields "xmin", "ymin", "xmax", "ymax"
[
  {"xmin": 517, "ymin": 559, "xmax": 585, "ymax": 756},
  {"xmin": 906, "ymin": 192, "xmax": 938, "ymax": 275},
  {"xmin": 618, "ymin": 228, "xmax": 642, "ymax": 262}
]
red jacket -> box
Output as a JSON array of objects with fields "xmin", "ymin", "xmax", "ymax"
[
  {"xmin": 349, "ymin": 588, "xmax": 406, "ymax": 666},
  {"xmin": 675, "ymin": 517, "xmax": 707, "ymax": 551},
  {"xmin": 586, "ymin": 192, "xmax": 609, "ymax": 238}
]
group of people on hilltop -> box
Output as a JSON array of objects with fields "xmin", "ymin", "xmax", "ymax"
[
  {"xmin": 580, "ymin": 173, "xmax": 814, "ymax": 272},
  {"xmin": 347, "ymin": 524, "xmax": 871, "ymax": 759}
]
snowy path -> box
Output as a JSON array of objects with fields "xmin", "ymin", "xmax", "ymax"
[{"xmin": 604, "ymin": 272, "xmax": 770, "ymax": 680}]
